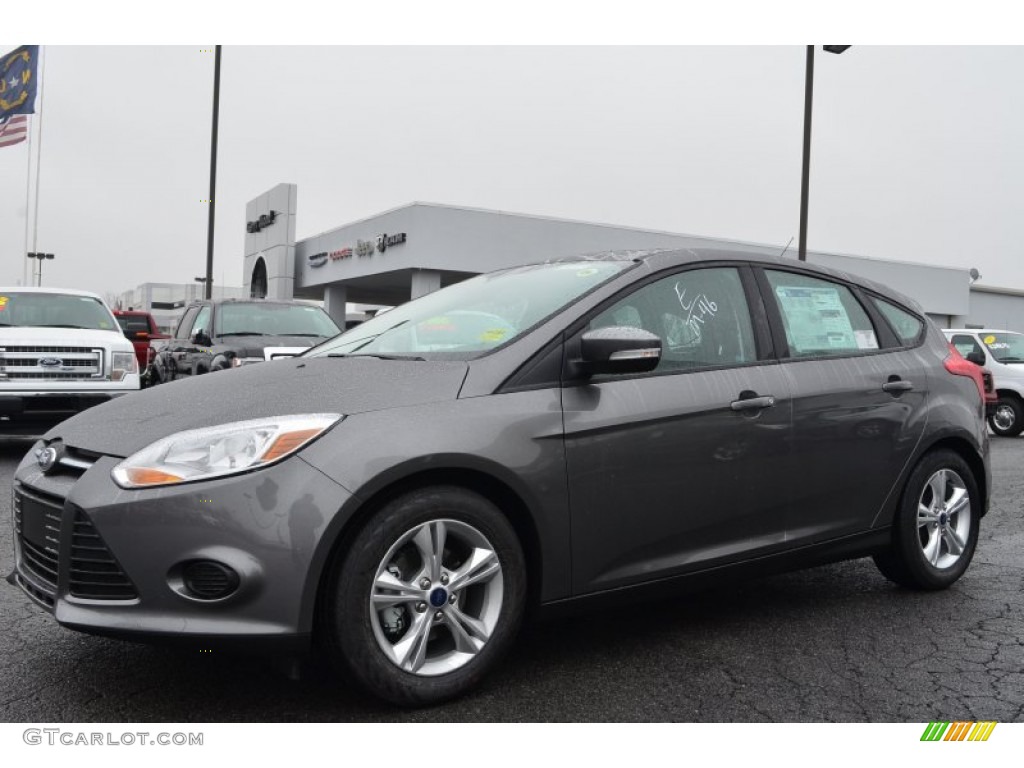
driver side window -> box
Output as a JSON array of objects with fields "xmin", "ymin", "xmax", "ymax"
[{"xmin": 588, "ymin": 267, "xmax": 757, "ymax": 373}]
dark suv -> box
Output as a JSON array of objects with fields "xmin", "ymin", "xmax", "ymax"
[{"xmin": 149, "ymin": 299, "xmax": 340, "ymax": 384}]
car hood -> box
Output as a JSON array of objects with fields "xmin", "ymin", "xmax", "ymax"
[{"xmin": 47, "ymin": 357, "xmax": 469, "ymax": 458}]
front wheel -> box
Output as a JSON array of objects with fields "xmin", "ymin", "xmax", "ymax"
[
  {"xmin": 988, "ymin": 396, "xmax": 1024, "ymax": 437},
  {"xmin": 323, "ymin": 486, "xmax": 526, "ymax": 706},
  {"xmin": 873, "ymin": 449, "xmax": 980, "ymax": 590}
]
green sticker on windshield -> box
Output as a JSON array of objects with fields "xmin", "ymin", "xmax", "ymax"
[
  {"xmin": 576, "ymin": 268, "xmax": 599, "ymax": 278},
  {"xmin": 480, "ymin": 329, "xmax": 507, "ymax": 342}
]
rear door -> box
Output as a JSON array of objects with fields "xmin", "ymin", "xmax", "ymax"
[
  {"xmin": 563, "ymin": 264, "xmax": 795, "ymax": 595},
  {"xmin": 756, "ymin": 267, "xmax": 930, "ymax": 543}
]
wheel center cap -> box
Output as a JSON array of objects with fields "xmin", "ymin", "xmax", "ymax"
[
  {"xmin": 429, "ymin": 587, "xmax": 448, "ymax": 608},
  {"xmin": 939, "ymin": 512, "xmax": 948, "ymax": 526}
]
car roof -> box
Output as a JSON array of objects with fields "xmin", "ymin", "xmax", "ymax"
[
  {"xmin": 0, "ymin": 286, "xmax": 105, "ymax": 300},
  {"xmin": 547, "ymin": 247, "xmax": 923, "ymax": 312},
  {"xmin": 942, "ymin": 328, "xmax": 1021, "ymax": 335}
]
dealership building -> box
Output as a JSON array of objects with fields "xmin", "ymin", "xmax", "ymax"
[{"xmin": 235, "ymin": 183, "xmax": 1024, "ymax": 332}]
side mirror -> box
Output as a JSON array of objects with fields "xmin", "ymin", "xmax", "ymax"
[
  {"xmin": 191, "ymin": 329, "xmax": 212, "ymax": 347},
  {"xmin": 965, "ymin": 351, "xmax": 985, "ymax": 367},
  {"xmin": 575, "ymin": 326, "xmax": 662, "ymax": 376}
]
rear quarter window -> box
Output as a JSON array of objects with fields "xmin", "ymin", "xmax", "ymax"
[{"xmin": 871, "ymin": 297, "xmax": 924, "ymax": 346}]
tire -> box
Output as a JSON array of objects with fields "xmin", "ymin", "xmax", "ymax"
[
  {"xmin": 987, "ymin": 396, "xmax": 1024, "ymax": 437},
  {"xmin": 323, "ymin": 486, "xmax": 526, "ymax": 706},
  {"xmin": 873, "ymin": 449, "xmax": 980, "ymax": 590}
]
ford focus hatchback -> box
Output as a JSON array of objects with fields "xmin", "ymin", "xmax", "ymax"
[{"xmin": 9, "ymin": 249, "xmax": 990, "ymax": 705}]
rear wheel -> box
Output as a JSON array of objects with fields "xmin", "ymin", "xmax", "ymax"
[
  {"xmin": 988, "ymin": 396, "xmax": 1024, "ymax": 437},
  {"xmin": 873, "ymin": 449, "xmax": 980, "ymax": 590},
  {"xmin": 323, "ymin": 486, "xmax": 526, "ymax": 706}
]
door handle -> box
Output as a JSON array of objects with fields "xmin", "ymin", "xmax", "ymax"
[
  {"xmin": 882, "ymin": 379, "xmax": 914, "ymax": 394},
  {"xmin": 730, "ymin": 395, "xmax": 776, "ymax": 411}
]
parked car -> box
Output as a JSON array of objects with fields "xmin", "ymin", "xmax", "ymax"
[
  {"xmin": 113, "ymin": 310, "xmax": 169, "ymax": 387},
  {"xmin": 944, "ymin": 328, "xmax": 1024, "ymax": 436},
  {"xmin": 149, "ymin": 299, "xmax": 341, "ymax": 384},
  {"xmin": 0, "ymin": 287, "xmax": 139, "ymax": 438},
  {"xmin": 11, "ymin": 250, "xmax": 989, "ymax": 705}
]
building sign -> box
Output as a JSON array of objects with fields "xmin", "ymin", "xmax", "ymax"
[
  {"xmin": 330, "ymin": 248, "xmax": 353, "ymax": 261},
  {"xmin": 376, "ymin": 232, "xmax": 407, "ymax": 253},
  {"xmin": 355, "ymin": 239, "xmax": 375, "ymax": 257},
  {"xmin": 247, "ymin": 211, "xmax": 277, "ymax": 234},
  {"xmin": 308, "ymin": 252, "xmax": 328, "ymax": 268}
]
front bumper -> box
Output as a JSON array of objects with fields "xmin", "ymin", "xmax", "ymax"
[{"xmin": 10, "ymin": 445, "xmax": 353, "ymax": 646}]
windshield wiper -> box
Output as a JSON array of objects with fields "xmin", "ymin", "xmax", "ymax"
[
  {"xmin": 997, "ymin": 356, "xmax": 1024, "ymax": 362},
  {"xmin": 39, "ymin": 324, "xmax": 90, "ymax": 329},
  {"xmin": 279, "ymin": 333, "xmax": 326, "ymax": 337},
  {"xmin": 219, "ymin": 331, "xmax": 266, "ymax": 337},
  {"xmin": 328, "ymin": 353, "xmax": 426, "ymax": 361}
]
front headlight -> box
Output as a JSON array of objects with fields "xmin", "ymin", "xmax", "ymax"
[
  {"xmin": 111, "ymin": 413, "xmax": 342, "ymax": 488},
  {"xmin": 111, "ymin": 351, "xmax": 139, "ymax": 381}
]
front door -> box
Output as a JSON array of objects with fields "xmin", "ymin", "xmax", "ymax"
[{"xmin": 563, "ymin": 265, "xmax": 794, "ymax": 595}]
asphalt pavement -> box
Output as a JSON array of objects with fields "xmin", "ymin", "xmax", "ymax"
[{"xmin": 1, "ymin": 438, "xmax": 1021, "ymax": 722}]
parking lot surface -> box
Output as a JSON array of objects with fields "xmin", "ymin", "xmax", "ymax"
[{"xmin": 1, "ymin": 438, "xmax": 1021, "ymax": 722}]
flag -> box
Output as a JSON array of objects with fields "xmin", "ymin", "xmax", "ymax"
[
  {"xmin": 0, "ymin": 114, "xmax": 28, "ymax": 148},
  {"xmin": 0, "ymin": 45, "xmax": 39, "ymax": 120}
]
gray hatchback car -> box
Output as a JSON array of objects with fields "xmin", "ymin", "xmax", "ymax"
[{"xmin": 10, "ymin": 249, "xmax": 990, "ymax": 705}]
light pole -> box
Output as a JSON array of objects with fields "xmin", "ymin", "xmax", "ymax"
[
  {"xmin": 27, "ymin": 252, "xmax": 55, "ymax": 286},
  {"xmin": 798, "ymin": 45, "xmax": 851, "ymax": 262}
]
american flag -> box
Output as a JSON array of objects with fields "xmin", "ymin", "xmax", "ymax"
[{"xmin": 0, "ymin": 115, "xmax": 28, "ymax": 148}]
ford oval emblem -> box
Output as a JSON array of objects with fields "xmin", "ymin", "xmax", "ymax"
[
  {"xmin": 39, "ymin": 357, "xmax": 63, "ymax": 368},
  {"xmin": 36, "ymin": 445, "xmax": 60, "ymax": 473}
]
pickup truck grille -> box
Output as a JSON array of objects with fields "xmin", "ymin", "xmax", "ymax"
[{"xmin": 0, "ymin": 347, "xmax": 104, "ymax": 380}]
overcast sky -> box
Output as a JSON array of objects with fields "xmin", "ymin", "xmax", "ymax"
[{"xmin": 2, "ymin": 43, "xmax": 1022, "ymax": 297}]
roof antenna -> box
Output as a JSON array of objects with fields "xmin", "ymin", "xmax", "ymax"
[{"xmin": 778, "ymin": 236, "xmax": 795, "ymax": 258}]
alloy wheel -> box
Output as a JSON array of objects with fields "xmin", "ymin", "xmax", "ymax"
[{"xmin": 369, "ymin": 518, "xmax": 504, "ymax": 676}]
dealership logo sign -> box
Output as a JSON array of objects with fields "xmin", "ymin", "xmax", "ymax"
[
  {"xmin": 246, "ymin": 210, "xmax": 277, "ymax": 234},
  {"xmin": 376, "ymin": 232, "xmax": 407, "ymax": 253},
  {"xmin": 308, "ymin": 252, "xmax": 328, "ymax": 268},
  {"xmin": 330, "ymin": 248, "xmax": 353, "ymax": 261},
  {"xmin": 355, "ymin": 239, "xmax": 375, "ymax": 257}
]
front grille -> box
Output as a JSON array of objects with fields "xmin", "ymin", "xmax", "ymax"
[
  {"xmin": 0, "ymin": 346, "xmax": 103, "ymax": 380},
  {"xmin": 13, "ymin": 485, "xmax": 64, "ymax": 606},
  {"xmin": 69, "ymin": 510, "xmax": 138, "ymax": 600}
]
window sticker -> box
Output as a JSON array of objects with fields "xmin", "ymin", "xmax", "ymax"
[
  {"xmin": 983, "ymin": 335, "xmax": 997, "ymax": 345},
  {"xmin": 775, "ymin": 285, "xmax": 857, "ymax": 353},
  {"xmin": 854, "ymin": 329, "xmax": 879, "ymax": 350},
  {"xmin": 0, "ymin": 296, "xmax": 7, "ymax": 311},
  {"xmin": 480, "ymin": 329, "xmax": 507, "ymax": 342},
  {"xmin": 576, "ymin": 268, "xmax": 599, "ymax": 278}
]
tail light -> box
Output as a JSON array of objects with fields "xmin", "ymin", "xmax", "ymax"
[{"xmin": 944, "ymin": 343, "xmax": 985, "ymax": 404}]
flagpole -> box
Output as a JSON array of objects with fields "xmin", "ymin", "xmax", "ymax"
[
  {"xmin": 30, "ymin": 46, "xmax": 46, "ymax": 264},
  {"xmin": 22, "ymin": 117, "xmax": 33, "ymax": 286}
]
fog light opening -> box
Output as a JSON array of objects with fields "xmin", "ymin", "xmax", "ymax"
[{"xmin": 180, "ymin": 560, "xmax": 240, "ymax": 600}]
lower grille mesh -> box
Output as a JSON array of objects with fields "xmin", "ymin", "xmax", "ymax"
[{"xmin": 69, "ymin": 509, "xmax": 138, "ymax": 600}]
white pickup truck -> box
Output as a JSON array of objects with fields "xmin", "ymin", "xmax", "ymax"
[
  {"xmin": 0, "ymin": 287, "xmax": 140, "ymax": 438},
  {"xmin": 944, "ymin": 328, "xmax": 1024, "ymax": 437}
]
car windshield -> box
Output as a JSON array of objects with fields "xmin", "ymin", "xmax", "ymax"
[
  {"xmin": 981, "ymin": 332, "xmax": 1024, "ymax": 363},
  {"xmin": 217, "ymin": 303, "xmax": 341, "ymax": 337},
  {"xmin": 0, "ymin": 292, "xmax": 117, "ymax": 331},
  {"xmin": 306, "ymin": 260, "xmax": 631, "ymax": 361}
]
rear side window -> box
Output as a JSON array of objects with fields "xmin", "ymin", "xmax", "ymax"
[
  {"xmin": 765, "ymin": 270, "xmax": 879, "ymax": 357},
  {"xmin": 871, "ymin": 297, "xmax": 924, "ymax": 345}
]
